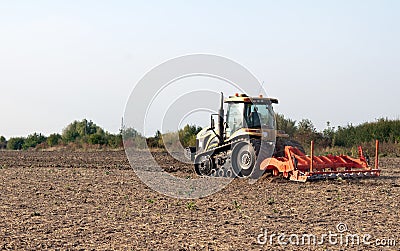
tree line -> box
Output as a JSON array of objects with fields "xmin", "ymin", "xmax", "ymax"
[
  {"xmin": 0, "ymin": 119, "xmax": 202, "ymax": 151},
  {"xmin": 276, "ymin": 114, "xmax": 400, "ymax": 146},
  {"xmin": 1, "ymin": 117, "xmax": 399, "ymax": 156},
  {"xmin": 122, "ymin": 124, "xmax": 202, "ymax": 150},
  {"xmin": 276, "ymin": 114, "xmax": 400, "ymax": 156},
  {"xmin": 1, "ymin": 119, "xmax": 123, "ymax": 150}
]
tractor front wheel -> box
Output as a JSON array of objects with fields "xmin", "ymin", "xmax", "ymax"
[{"xmin": 231, "ymin": 142, "xmax": 256, "ymax": 177}]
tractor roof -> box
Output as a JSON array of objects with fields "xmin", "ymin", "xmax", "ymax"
[{"xmin": 225, "ymin": 94, "xmax": 278, "ymax": 104}]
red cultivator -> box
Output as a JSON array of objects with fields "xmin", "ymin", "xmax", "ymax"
[{"xmin": 260, "ymin": 140, "xmax": 381, "ymax": 182}]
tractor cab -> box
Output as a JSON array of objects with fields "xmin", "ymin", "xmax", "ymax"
[{"xmin": 224, "ymin": 94, "xmax": 277, "ymax": 139}]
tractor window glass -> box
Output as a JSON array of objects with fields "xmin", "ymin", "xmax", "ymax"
[
  {"xmin": 245, "ymin": 103, "xmax": 274, "ymax": 129},
  {"xmin": 226, "ymin": 103, "xmax": 244, "ymax": 135}
]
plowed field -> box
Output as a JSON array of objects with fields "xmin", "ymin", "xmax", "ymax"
[{"xmin": 0, "ymin": 150, "xmax": 399, "ymax": 250}]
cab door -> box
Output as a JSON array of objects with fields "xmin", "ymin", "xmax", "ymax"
[{"xmin": 225, "ymin": 102, "xmax": 244, "ymax": 139}]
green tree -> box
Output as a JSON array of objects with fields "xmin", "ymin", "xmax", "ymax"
[
  {"xmin": 293, "ymin": 119, "xmax": 324, "ymax": 147},
  {"xmin": 276, "ymin": 113, "xmax": 297, "ymax": 136},
  {"xmin": 147, "ymin": 130, "xmax": 164, "ymax": 148},
  {"xmin": 47, "ymin": 133, "xmax": 62, "ymax": 147},
  {"xmin": 106, "ymin": 133, "xmax": 123, "ymax": 148},
  {"xmin": 62, "ymin": 121, "xmax": 80, "ymax": 143},
  {"xmin": 333, "ymin": 118, "xmax": 400, "ymax": 147},
  {"xmin": 322, "ymin": 121, "xmax": 336, "ymax": 147},
  {"xmin": 7, "ymin": 137, "xmax": 25, "ymax": 150},
  {"xmin": 88, "ymin": 133, "xmax": 107, "ymax": 145},
  {"xmin": 122, "ymin": 127, "xmax": 146, "ymax": 149},
  {"xmin": 178, "ymin": 125, "xmax": 202, "ymax": 147},
  {"xmin": 62, "ymin": 119, "xmax": 105, "ymax": 144},
  {"xmin": 297, "ymin": 119, "xmax": 316, "ymax": 134},
  {"xmin": 0, "ymin": 136, "xmax": 6, "ymax": 149},
  {"xmin": 23, "ymin": 133, "xmax": 46, "ymax": 149}
]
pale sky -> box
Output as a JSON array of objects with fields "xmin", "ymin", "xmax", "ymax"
[{"xmin": 1, "ymin": 0, "xmax": 399, "ymax": 138}]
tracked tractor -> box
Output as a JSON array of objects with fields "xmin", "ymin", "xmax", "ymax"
[
  {"xmin": 185, "ymin": 93, "xmax": 381, "ymax": 181},
  {"xmin": 186, "ymin": 92, "xmax": 294, "ymax": 178}
]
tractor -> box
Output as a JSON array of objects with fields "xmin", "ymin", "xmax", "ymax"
[{"xmin": 185, "ymin": 93, "xmax": 381, "ymax": 181}]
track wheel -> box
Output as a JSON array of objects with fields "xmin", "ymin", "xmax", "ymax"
[
  {"xmin": 194, "ymin": 155, "xmax": 214, "ymax": 176},
  {"xmin": 232, "ymin": 142, "xmax": 256, "ymax": 177}
]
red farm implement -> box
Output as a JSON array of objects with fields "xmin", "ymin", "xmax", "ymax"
[{"xmin": 260, "ymin": 140, "xmax": 381, "ymax": 182}]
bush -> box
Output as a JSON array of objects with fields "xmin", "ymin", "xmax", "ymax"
[
  {"xmin": 147, "ymin": 130, "xmax": 164, "ymax": 148},
  {"xmin": 122, "ymin": 127, "xmax": 146, "ymax": 149},
  {"xmin": 162, "ymin": 131, "xmax": 180, "ymax": 150},
  {"xmin": 23, "ymin": 133, "xmax": 46, "ymax": 149},
  {"xmin": 107, "ymin": 133, "xmax": 123, "ymax": 148},
  {"xmin": 146, "ymin": 125, "xmax": 202, "ymax": 149},
  {"xmin": 333, "ymin": 119, "xmax": 400, "ymax": 147},
  {"xmin": 62, "ymin": 119, "xmax": 109, "ymax": 145},
  {"xmin": 88, "ymin": 133, "xmax": 107, "ymax": 145},
  {"xmin": 178, "ymin": 125, "xmax": 202, "ymax": 147},
  {"xmin": 47, "ymin": 133, "xmax": 62, "ymax": 147},
  {"xmin": 7, "ymin": 137, "xmax": 25, "ymax": 150},
  {"xmin": 0, "ymin": 136, "xmax": 6, "ymax": 149},
  {"xmin": 276, "ymin": 113, "xmax": 296, "ymax": 135}
]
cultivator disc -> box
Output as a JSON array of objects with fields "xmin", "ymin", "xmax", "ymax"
[
  {"xmin": 260, "ymin": 140, "xmax": 381, "ymax": 182},
  {"xmin": 305, "ymin": 170, "xmax": 380, "ymax": 181}
]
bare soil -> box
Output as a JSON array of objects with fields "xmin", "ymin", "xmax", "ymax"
[{"xmin": 0, "ymin": 150, "xmax": 399, "ymax": 250}]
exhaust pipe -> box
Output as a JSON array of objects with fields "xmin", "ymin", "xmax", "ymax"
[{"xmin": 218, "ymin": 92, "xmax": 224, "ymax": 145}]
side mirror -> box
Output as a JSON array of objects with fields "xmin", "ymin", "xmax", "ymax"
[{"xmin": 210, "ymin": 117, "xmax": 215, "ymax": 129}]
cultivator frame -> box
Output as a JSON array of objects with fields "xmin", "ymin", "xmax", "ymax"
[{"xmin": 260, "ymin": 140, "xmax": 381, "ymax": 182}]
